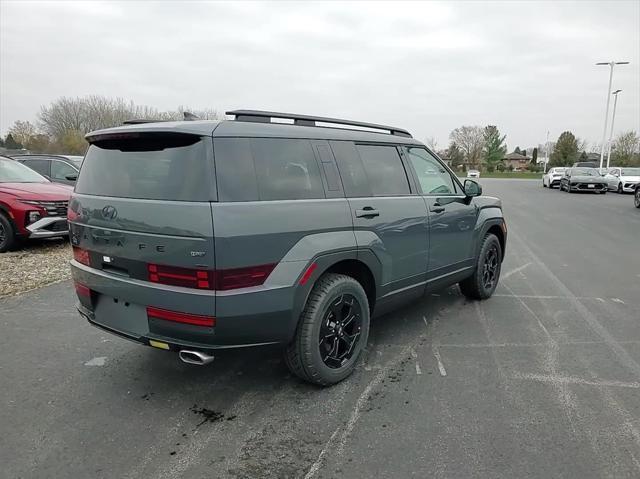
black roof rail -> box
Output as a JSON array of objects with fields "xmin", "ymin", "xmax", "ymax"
[{"xmin": 226, "ymin": 109, "xmax": 412, "ymax": 138}]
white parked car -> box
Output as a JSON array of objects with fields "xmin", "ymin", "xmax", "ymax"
[
  {"xmin": 467, "ymin": 169, "xmax": 480, "ymax": 178},
  {"xmin": 542, "ymin": 167, "xmax": 566, "ymax": 188},
  {"xmin": 604, "ymin": 167, "xmax": 640, "ymax": 193}
]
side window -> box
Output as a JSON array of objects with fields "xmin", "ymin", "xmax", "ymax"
[
  {"xmin": 330, "ymin": 141, "xmax": 372, "ymax": 198},
  {"xmin": 23, "ymin": 159, "xmax": 50, "ymax": 177},
  {"xmin": 405, "ymin": 147, "xmax": 459, "ymax": 195},
  {"xmin": 51, "ymin": 161, "xmax": 77, "ymax": 180},
  {"xmin": 214, "ymin": 138, "xmax": 259, "ymax": 202},
  {"xmin": 251, "ymin": 139, "xmax": 324, "ymax": 201},
  {"xmin": 355, "ymin": 144, "xmax": 410, "ymax": 196}
]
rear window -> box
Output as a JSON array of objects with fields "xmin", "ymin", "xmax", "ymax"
[{"xmin": 76, "ymin": 134, "xmax": 212, "ymax": 201}]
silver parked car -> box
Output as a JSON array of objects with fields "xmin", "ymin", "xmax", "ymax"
[
  {"xmin": 604, "ymin": 167, "xmax": 640, "ymax": 193},
  {"xmin": 542, "ymin": 167, "xmax": 566, "ymax": 188}
]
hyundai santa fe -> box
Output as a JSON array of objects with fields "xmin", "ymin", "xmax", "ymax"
[{"xmin": 69, "ymin": 110, "xmax": 507, "ymax": 386}]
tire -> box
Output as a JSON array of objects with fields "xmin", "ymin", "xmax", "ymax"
[
  {"xmin": 0, "ymin": 213, "xmax": 17, "ymax": 253},
  {"xmin": 284, "ymin": 273, "xmax": 370, "ymax": 386},
  {"xmin": 543, "ymin": 180, "xmax": 547, "ymax": 188},
  {"xmin": 459, "ymin": 233, "xmax": 502, "ymax": 300},
  {"xmin": 618, "ymin": 183, "xmax": 623, "ymax": 194},
  {"xmin": 567, "ymin": 184, "xmax": 573, "ymax": 193},
  {"xmin": 635, "ymin": 188, "xmax": 640, "ymax": 208}
]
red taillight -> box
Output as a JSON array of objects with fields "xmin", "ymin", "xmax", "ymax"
[
  {"xmin": 73, "ymin": 247, "xmax": 90, "ymax": 266},
  {"xmin": 299, "ymin": 262, "xmax": 317, "ymax": 285},
  {"xmin": 147, "ymin": 263, "xmax": 275, "ymax": 291},
  {"xmin": 148, "ymin": 264, "xmax": 212, "ymax": 289},
  {"xmin": 74, "ymin": 282, "xmax": 91, "ymax": 297},
  {"xmin": 216, "ymin": 264, "xmax": 276, "ymax": 291},
  {"xmin": 146, "ymin": 306, "xmax": 215, "ymax": 327}
]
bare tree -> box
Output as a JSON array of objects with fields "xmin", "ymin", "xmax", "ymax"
[
  {"xmin": 38, "ymin": 95, "xmax": 222, "ymax": 146},
  {"xmin": 8, "ymin": 120, "xmax": 37, "ymax": 147},
  {"xmin": 425, "ymin": 136, "xmax": 438, "ymax": 151},
  {"xmin": 449, "ymin": 126, "xmax": 484, "ymax": 168},
  {"xmin": 611, "ymin": 131, "xmax": 640, "ymax": 166}
]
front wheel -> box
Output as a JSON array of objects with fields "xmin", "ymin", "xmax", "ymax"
[
  {"xmin": 635, "ymin": 188, "xmax": 640, "ymax": 208},
  {"xmin": 618, "ymin": 183, "xmax": 624, "ymax": 194},
  {"xmin": 285, "ymin": 273, "xmax": 370, "ymax": 386},
  {"xmin": 0, "ymin": 213, "xmax": 17, "ymax": 253},
  {"xmin": 459, "ymin": 233, "xmax": 502, "ymax": 300}
]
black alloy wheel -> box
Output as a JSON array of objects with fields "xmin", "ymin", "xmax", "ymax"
[
  {"xmin": 285, "ymin": 273, "xmax": 370, "ymax": 386},
  {"xmin": 318, "ymin": 294, "xmax": 363, "ymax": 369},
  {"xmin": 482, "ymin": 243, "xmax": 500, "ymax": 291}
]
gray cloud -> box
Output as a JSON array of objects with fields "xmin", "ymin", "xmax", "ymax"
[{"xmin": 1, "ymin": 0, "xmax": 638, "ymax": 150}]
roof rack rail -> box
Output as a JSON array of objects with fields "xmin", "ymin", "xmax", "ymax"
[{"xmin": 226, "ymin": 109, "xmax": 412, "ymax": 138}]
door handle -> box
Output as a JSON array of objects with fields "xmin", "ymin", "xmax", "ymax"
[
  {"xmin": 430, "ymin": 204, "xmax": 445, "ymax": 214},
  {"xmin": 355, "ymin": 207, "xmax": 380, "ymax": 218}
]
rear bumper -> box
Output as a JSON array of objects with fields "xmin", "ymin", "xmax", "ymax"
[
  {"xmin": 71, "ymin": 260, "xmax": 297, "ymax": 350},
  {"xmin": 26, "ymin": 216, "xmax": 68, "ymax": 238}
]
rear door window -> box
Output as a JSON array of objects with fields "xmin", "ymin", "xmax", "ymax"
[
  {"xmin": 355, "ymin": 144, "xmax": 410, "ymax": 196},
  {"xmin": 76, "ymin": 134, "xmax": 213, "ymax": 201}
]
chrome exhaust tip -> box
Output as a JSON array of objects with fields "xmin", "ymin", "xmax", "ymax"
[{"xmin": 179, "ymin": 350, "xmax": 214, "ymax": 366}]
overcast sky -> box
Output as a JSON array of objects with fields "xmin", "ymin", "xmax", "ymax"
[{"xmin": 1, "ymin": 0, "xmax": 638, "ymax": 150}]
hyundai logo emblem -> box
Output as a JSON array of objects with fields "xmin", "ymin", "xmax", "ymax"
[{"xmin": 101, "ymin": 205, "xmax": 118, "ymax": 220}]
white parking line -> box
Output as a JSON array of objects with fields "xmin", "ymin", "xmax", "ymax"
[
  {"xmin": 501, "ymin": 262, "xmax": 532, "ymax": 280},
  {"xmin": 513, "ymin": 372, "xmax": 640, "ymax": 389},
  {"xmin": 84, "ymin": 357, "xmax": 107, "ymax": 366},
  {"xmin": 433, "ymin": 348, "xmax": 447, "ymax": 377}
]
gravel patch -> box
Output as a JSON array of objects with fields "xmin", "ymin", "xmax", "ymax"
[{"xmin": 0, "ymin": 240, "xmax": 72, "ymax": 297}]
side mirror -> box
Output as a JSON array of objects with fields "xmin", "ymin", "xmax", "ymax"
[
  {"xmin": 464, "ymin": 179, "xmax": 482, "ymax": 197},
  {"xmin": 65, "ymin": 174, "xmax": 78, "ymax": 181}
]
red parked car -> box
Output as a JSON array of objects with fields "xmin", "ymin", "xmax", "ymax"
[{"xmin": 0, "ymin": 156, "xmax": 72, "ymax": 252}]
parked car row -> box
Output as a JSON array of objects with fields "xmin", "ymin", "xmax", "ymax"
[{"xmin": 542, "ymin": 165, "xmax": 640, "ymax": 209}]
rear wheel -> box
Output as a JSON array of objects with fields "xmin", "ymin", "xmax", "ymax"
[
  {"xmin": 285, "ymin": 273, "xmax": 370, "ymax": 386},
  {"xmin": 0, "ymin": 213, "xmax": 17, "ymax": 253},
  {"xmin": 459, "ymin": 233, "xmax": 502, "ymax": 300}
]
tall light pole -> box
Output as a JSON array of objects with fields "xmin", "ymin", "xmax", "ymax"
[
  {"xmin": 606, "ymin": 89, "xmax": 622, "ymax": 169},
  {"xmin": 544, "ymin": 130, "xmax": 550, "ymax": 173},
  {"xmin": 597, "ymin": 61, "xmax": 629, "ymax": 171}
]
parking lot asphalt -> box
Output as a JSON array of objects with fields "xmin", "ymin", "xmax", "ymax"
[{"xmin": 1, "ymin": 179, "xmax": 639, "ymax": 479}]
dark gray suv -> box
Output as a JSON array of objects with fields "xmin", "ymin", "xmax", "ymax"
[{"xmin": 69, "ymin": 110, "xmax": 506, "ymax": 386}]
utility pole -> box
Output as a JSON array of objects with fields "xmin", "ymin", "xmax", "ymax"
[
  {"xmin": 544, "ymin": 130, "xmax": 549, "ymax": 173},
  {"xmin": 596, "ymin": 61, "xmax": 629, "ymax": 172},
  {"xmin": 606, "ymin": 89, "xmax": 622, "ymax": 169}
]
